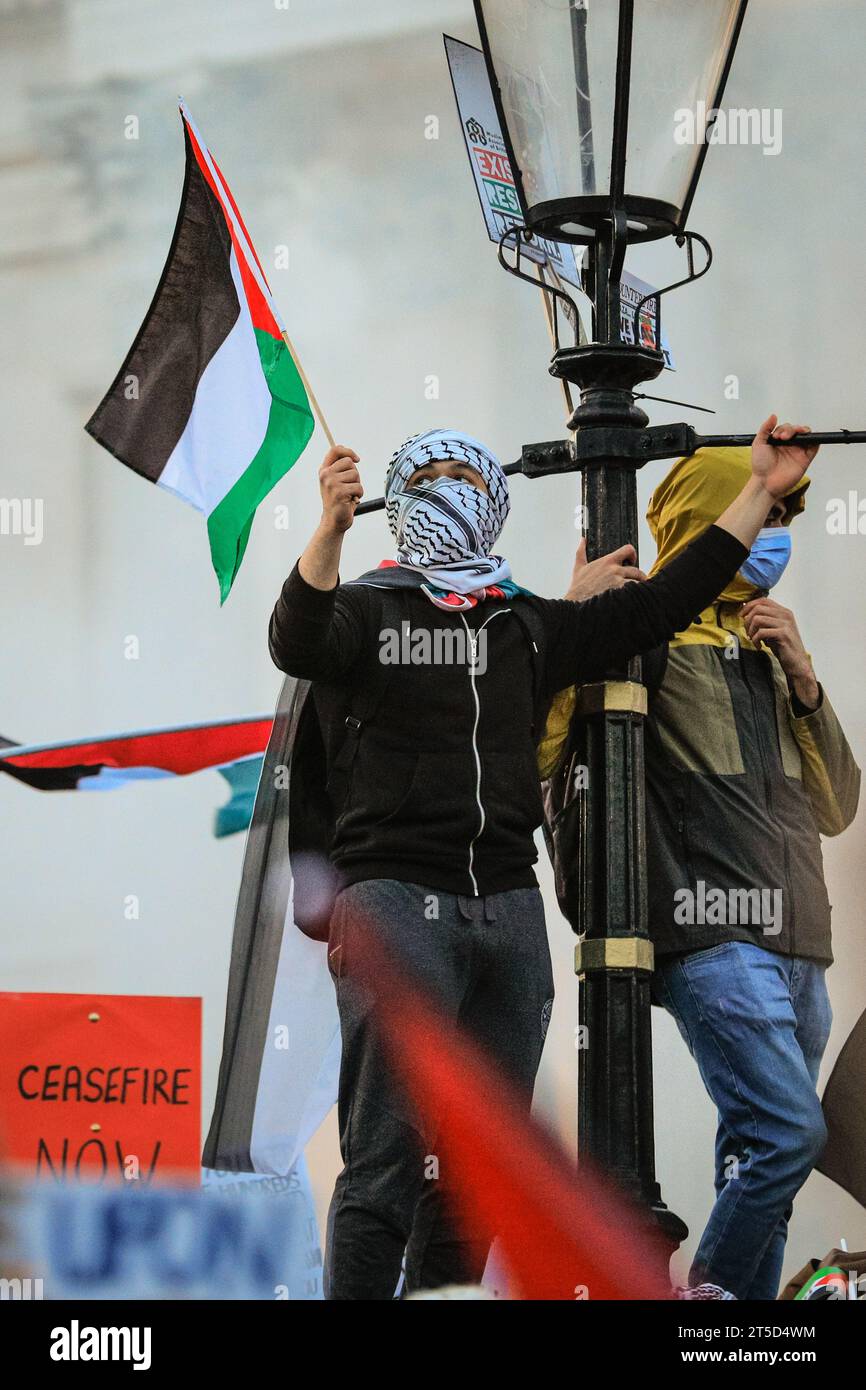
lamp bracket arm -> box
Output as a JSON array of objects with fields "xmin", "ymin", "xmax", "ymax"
[
  {"xmin": 632, "ymin": 230, "xmax": 713, "ymax": 348},
  {"xmin": 520, "ymin": 426, "xmax": 700, "ymax": 475}
]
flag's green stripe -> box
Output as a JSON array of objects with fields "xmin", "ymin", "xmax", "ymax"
[{"xmin": 207, "ymin": 331, "xmax": 314, "ymax": 603}]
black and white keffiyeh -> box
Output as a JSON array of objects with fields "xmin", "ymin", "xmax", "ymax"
[{"xmin": 384, "ymin": 429, "xmax": 512, "ymax": 604}]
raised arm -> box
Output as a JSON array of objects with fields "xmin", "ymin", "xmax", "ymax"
[
  {"xmin": 540, "ymin": 524, "xmax": 747, "ymax": 693},
  {"xmin": 268, "ymin": 564, "xmax": 369, "ymax": 681},
  {"xmin": 540, "ymin": 416, "xmax": 819, "ymax": 695},
  {"xmin": 268, "ymin": 442, "xmax": 368, "ymax": 681}
]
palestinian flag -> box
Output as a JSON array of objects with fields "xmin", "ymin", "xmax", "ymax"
[
  {"xmin": 85, "ymin": 101, "xmax": 314, "ymax": 602},
  {"xmin": 795, "ymin": 1266, "xmax": 848, "ymax": 1300},
  {"xmin": 0, "ymin": 716, "xmax": 272, "ymax": 838}
]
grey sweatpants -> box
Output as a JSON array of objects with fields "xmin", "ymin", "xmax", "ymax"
[{"xmin": 323, "ymin": 878, "xmax": 555, "ymax": 1301}]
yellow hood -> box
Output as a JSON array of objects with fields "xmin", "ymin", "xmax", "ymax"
[{"xmin": 647, "ymin": 447, "xmax": 809, "ymax": 605}]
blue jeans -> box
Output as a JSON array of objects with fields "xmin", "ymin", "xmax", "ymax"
[{"xmin": 652, "ymin": 941, "xmax": 832, "ymax": 1300}]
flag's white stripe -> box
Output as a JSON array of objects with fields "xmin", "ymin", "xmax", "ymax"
[
  {"xmin": 159, "ymin": 248, "xmax": 271, "ymax": 515},
  {"xmin": 76, "ymin": 755, "xmax": 263, "ymax": 791},
  {"xmin": 77, "ymin": 767, "xmax": 175, "ymax": 790},
  {"xmin": 179, "ymin": 99, "xmax": 286, "ymax": 334},
  {"xmin": 248, "ymin": 882, "xmax": 340, "ymax": 1177}
]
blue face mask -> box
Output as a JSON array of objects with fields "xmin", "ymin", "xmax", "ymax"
[{"xmin": 738, "ymin": 527, "xmax": 792, "ymax": 590}]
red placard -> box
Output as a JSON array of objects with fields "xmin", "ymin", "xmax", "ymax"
[{"xmin": 0, "ymin": 992, "xmax": 201, "ymax": 1184}]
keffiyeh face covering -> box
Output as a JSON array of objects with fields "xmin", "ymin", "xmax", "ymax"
[{"xmin": 384, "ymin": 429, "xmax": 512, "ymax": 608}]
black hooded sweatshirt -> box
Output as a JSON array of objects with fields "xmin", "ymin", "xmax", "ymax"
[{"xmin": 268, "ymin": 524, "xmax": 748, "ymax": 898}]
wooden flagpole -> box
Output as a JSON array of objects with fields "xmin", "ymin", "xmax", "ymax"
[
  {"xmin": 281, "ymin": 330, "xmax": 336, "ymax": 449},
  {"xmin": 534, "ymin": 264, "xmax": 575, "ymax": 424}
]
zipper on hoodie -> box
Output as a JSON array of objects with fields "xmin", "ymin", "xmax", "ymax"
[{"xmin": 461, "ymin": 609, "xmax": 511, "ymax": 896}]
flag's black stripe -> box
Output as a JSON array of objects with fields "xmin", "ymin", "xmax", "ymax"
[
  {"xmin": 84, "ymin": 123, "xmax": 241, "ymax": 483},
  {"xmin": 0, "ymin": 761, "xmax": 102, "ymax": 791}
]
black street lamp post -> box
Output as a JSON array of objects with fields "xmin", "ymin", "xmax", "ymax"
[{"xmin": 472, "ymin": 0, "xmax": 753, "ymax": 1251}]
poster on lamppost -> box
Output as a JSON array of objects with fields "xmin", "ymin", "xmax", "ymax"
[{"xmin": 444, "ymin": 34, "xmax": 583, "ymax": 291}]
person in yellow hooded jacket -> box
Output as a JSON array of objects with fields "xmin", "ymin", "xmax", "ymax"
[{"xmin": 540, "ymin": 445, "xmax": 861, "ymax": 1301}]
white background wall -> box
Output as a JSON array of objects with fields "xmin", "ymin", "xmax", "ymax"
[{"xmin": 1, "ymin": 0, "xmax": 864, "ymax": 1286}]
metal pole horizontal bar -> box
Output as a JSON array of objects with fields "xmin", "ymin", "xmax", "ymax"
[
  {"xmin": 696, "ymin": 431, "xmax": 866, "ymax": 449},
  {"xmin": 352, "ymin": 430, "xmax": 866, "ymax": 516}
]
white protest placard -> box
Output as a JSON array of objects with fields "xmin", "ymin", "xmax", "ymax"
[
  {"xmin": 568, "ymin": 260, "xmax": 676, "ymax": 370},
  {"xmin": 444, "ymin": 34, "xmax": 582, "ymax": 293},
  {"xmin": 619, "ymin": 271, "xmax": 675, "ymax": 370}
]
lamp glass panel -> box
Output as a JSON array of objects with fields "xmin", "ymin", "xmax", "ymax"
[
  {"xmin": 478, "ymin": 0, "xmax": 618, "ymax": 211},
  {"xmin": 627, "ymin": 0, "xmax": 743, "ymax": 210}
]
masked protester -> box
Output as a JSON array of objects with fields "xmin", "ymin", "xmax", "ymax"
[
  {"xmin": 541, "ymin": 445, "xmax": 860, "ymax": 1302},
  {"xmin": 269, "ymin": 417, "xmax": 817, "ymax": 1301}
]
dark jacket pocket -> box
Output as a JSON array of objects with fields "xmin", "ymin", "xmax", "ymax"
[
  {"xmin": 338, "ymin": 745, "xmax": 421, "ymax": 830},
  {"xmin": 483, "ymin": 748, "xmax": 544, "ymax": 838},
  {"xmin": 371, "ymin": 752, "xmax": 424, "ymax": 827}
]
